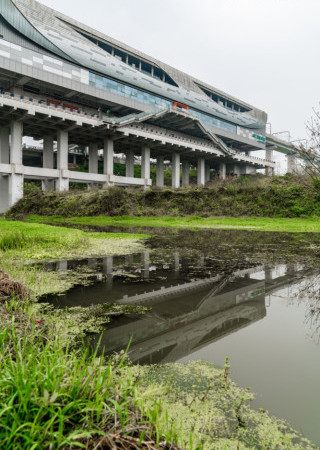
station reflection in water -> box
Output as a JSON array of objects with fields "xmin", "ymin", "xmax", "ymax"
[{"xmin": 48, "ymin": 252, "xmax": 306, "ymax": 364}]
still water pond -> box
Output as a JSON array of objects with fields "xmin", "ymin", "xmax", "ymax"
[{"xmin": 48, "ymin": 229, "xmax": 320, "ymax": 444}]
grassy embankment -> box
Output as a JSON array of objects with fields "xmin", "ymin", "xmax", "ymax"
[{"xmin": 10, "ymin": 175, "xmax": 320, "ymax": 220}]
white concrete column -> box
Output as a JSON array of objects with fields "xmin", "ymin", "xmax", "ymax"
[
  {"xmin": 233, "ymin": 165, "xmax": 241, "ymax": 176},
  {"xmin": 266, "ymin": 148, "xmax": 274, "ymax": 176},
  {"xmin": 8, "ymin": 121, "xmax": 24, "ymax": 207},
  {"xmin": 141, "ymin": 250, "xmax": 150, "ymax": 279},
  {"xmin": 103, "ymin": 256, "xmax": 113, "ymax": 286},
  {"xmin": 205, "ymin": 163, "xmax": 211, "ymax": 183},
  {"xmin": 197, "ymin": 157, "xmax": 205, "ymax": 186},
  {"xmin": 126, "ymin": 149, "xmax": 135, "ymax": 178},
  {"xmin": 89, "ymin": 143, "xmax": 99, "ymax": 174},
  {"xmin": 0, "ymin": 127, "xmax": 10, "ymax": 164},
  {"xmin": 219, "ymin": 162, "xmax": 226, "ymax": 180},
  {"xmin": 56, "ymin": 129, "xmax": 69, "ymax": 192},
  {"xmin": 104, "ymin": 138, "xmax": 114, "ymax": 184},
  {"xmin": 182, "ymin": 160, "xmax": 190, "ymax": 187},
  {"xmin": 156, "ymin": 156, "xmax": 164, "ymax": 187},
  {"xmin": 172, "ymin": 152, "xmax": 180, "ymax": 188},
  {"xmin": 287, "ymin": 154, "xmax": 296, "ymax": 174},
  {"xmin": 265, "ymin": 266, "xmax": 273, "ymax": 283},
  {"xmin": 42, "ymin": 135, "xmax": 54, "ymax": 191},
  {"xmin": 0, "ymin": 127, "xmax": 10, "ymax": 213},
  {"xmin": 141, "ymin": 146, "xmax": 150, "ymax": 181}
]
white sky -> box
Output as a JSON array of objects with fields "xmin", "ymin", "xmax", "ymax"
[{"xmin": 39, "ymin": 0, "xmax": 320, "ymax": 171}]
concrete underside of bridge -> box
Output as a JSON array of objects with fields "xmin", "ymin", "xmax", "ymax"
[{"xmin": 0, "ymin": 93, "xmax": 276, "ymax": 213}]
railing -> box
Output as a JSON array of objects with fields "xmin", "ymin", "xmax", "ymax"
[{"xmin": 0, "ymin": 91, "xmax": 102, "ymax": 122}]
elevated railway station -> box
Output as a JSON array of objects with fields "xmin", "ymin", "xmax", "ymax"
[{"xmin": 0, "ymin": 0, "xmax": 298, "ymax": 212}]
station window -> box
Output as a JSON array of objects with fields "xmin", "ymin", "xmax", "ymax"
[
  {"xmin": 141, "ymin": 61, "xmax": 152, "ymax": 75},
  {"xmin": 99, "ymin": 42, "xmax": 112, "ymax": 54},
  {"xmin": 114, "ymin": 48, "xmax": 126, "ymax": 62},
  {"xmin": 128, "ymin": 55, "xmax": 140, "ymax": 69},
  {"xmin": 77, "ymin": 30, "xmax": 178, "ymax": 87}
]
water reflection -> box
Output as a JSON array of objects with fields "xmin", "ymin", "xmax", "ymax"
[
  {"xmin": 45, "ymin": 229, "xmax": 320, "ymax": 444},
  {"xmin": 47, "ymin": 251, "xmax": 312, "ymax": 364}
]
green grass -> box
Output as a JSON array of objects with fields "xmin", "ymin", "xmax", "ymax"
[
  {"xmin": 0, "ymin": 315, "xmax": 178, "ymax": 450},
  {"xmin": 27, "ymin": 214, "xmax": 320, "ymax": 233},
  {"xmin": 0, "ymin": 218, "xmax": 147, "ymax": 297}
]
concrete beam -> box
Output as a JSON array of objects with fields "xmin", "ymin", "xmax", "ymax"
[
  {"xmin": 197, "ymin": 157, "xmax": 205, "ymax": 186},
  {"xmin": 172, "ymin": 152, "xmax": 180, "ymax": 188},
  {"xmin": 156, "ymin": 155, "xmax": 164, "ymax": 187}
]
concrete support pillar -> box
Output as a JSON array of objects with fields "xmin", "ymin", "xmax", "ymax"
[
  {"xmin": 42, "ymin": 135, "xmax": 54, "ymax": 191},
  {"xmin": 197, "ymin": 157, "xmax": 205, "ymax": 186},
  {"xmin": 141, "ymin": 146, "xmax": 150, "ymax": 181},
  {"xmin": 219, "ymin": 162, "xmax": 226, "ymax": 180},
  {"xmin": 8, "ymin": 120, "xmax": 24, "ymax": 207},
  {"xmin": 265, "ymin": 266, "xmax": 273, "ymax": 283},
  {"xmin": 205, "ymin": 163, "xmax": 211, "ymax": 183},
  {"xmin": 182, "ymin": 160, "xmax": 190, "ymax": 187},
  {"xmin": 89, "ymin": 143, "xmax": 99, "ymax": 174},
  {"xmin": 0, "ymin": 127, "xmax": 10, "ymax": 213},
  {"xmin": 141, "ymin": 250, "xmax": 150, "ymax": 280},
  {"xmin": 266, "ymin": 148, "xmax": 274, "ymax": 176},
  {"xmin": 156, "ymin": 155, "xmax": 164, "ymax": 187},
  {"xmin": 56, "ymin": 129, "xmax": 69, "ymax": 191},
  {"xmin": 287, "ymin": 154, "xmax": 296, "ymax": 174},
  {"xmin": 0, "ymin": 127, "xmax": 10, "ymax": 164},
  {"xmin": 103, "ymin": 256, "xmax": 113, "ymax": 287},
  {"xmin": 126, "ymin": 149, "xmax": 135, "ymax": 178},
  {"xmin": 103, "ymin": 138, "xmax": 114, "ymax": 184},
  {"xmin": 172, "ymin": 152, "xmax": 180, "ymax": 188},
  {"xmin": 233, "ymin": 165, "xmax": 241, "ymax": 176}
]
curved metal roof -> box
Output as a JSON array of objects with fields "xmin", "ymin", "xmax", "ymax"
[{"xmin": 8, "ymin": 0, "xmax": 265, "ymax": 130}]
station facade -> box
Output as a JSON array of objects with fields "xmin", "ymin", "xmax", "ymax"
[{"xmin": 0, "ymin": 0, "xmax": 294, "ymax": 212}]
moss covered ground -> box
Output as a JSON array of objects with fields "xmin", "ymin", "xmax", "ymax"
[
  {"xmin": 27, "ymin": 213, "xmax": 320, "ymax": 233},
  {"xmin": 0, "ymin": 218, "xmax": 146, "ymax": 297}
]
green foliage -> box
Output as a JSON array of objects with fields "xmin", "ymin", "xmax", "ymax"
[
  {"xmin": 0, "ymin": 218, "xmax": 145, "ymax": 298},
  {"xmin": 9, "ymin": 175, "xmax": 320, "ymax": 220},
  {"xmin": 0, "ymin": 323, "xmax": 168, "ymax": 449}
]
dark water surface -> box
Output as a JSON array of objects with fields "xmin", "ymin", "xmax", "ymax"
[{"xmin": 47, "ymin": 229, "xmax": 320, "ymax": 444}]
